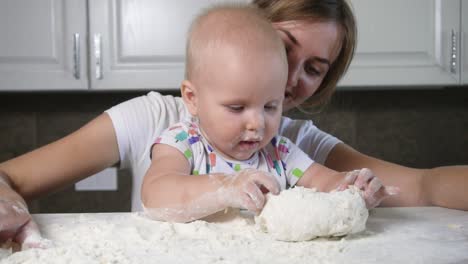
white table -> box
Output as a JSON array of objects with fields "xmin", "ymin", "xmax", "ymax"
[{"xmin": 1, "ymin": 207, "xmax": 468, "ymax": 263}]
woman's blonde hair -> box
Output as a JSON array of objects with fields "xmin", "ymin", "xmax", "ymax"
[{"xmin": 253, "ymin": 0, "xmax": 357, "ymax": 109}]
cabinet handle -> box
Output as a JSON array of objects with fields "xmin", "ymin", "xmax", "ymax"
[
  {"xmin": 73, "ymin": 33, "xmax": 80, "ymax": 79},
  {"xmin": 450, "ymin": 29, "xmax": 457, "ymax": 74},
  {"xmin": 94, "ymin": 34, "xmax": 103, "ymax": 80}
]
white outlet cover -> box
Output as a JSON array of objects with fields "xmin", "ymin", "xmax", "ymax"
[{"xmin": 75, "ymin": 167, "xmax": 118, "ymax": 191}]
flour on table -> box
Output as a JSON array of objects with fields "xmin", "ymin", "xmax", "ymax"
[
  {"xmin": 0, "ymin": 212, "xmax": 348, "ymax": 264},
  {"xmin": 2, "ymin": 206, "xmax": 468, "ymax": 264},
  {"xmin": 256, "ymin": 187, "xmax": 368, "ymax": 241}
]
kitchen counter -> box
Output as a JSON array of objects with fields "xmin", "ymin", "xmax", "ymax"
[{"xmin": 1, "ymin": 207, "xmax": 468, "ymax": 263}]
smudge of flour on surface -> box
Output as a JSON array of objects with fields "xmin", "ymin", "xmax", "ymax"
[
  {"xmin": 0, "ymin": 248, "xmax": 12, "ymax": 260},
  {"xmin": 0, "ymin": 212, "xmax": 349, "ymax": 264},
  {"xmin": 1, "ymin": 207, "xmax": 468, "ymax": 264},
  {"xmin": 256, "ymin": 187, "xmax": 368, "ymax": 241}
]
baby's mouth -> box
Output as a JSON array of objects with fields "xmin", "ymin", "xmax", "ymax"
[{"xmin": 238, "ymin": 140, "xmax": 260, "ymax": 151}]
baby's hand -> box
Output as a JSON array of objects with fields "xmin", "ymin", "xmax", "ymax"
[
  {"xmin": 336, "ymin": 168, "xmax": 399, "ymax": 209},
  {"xmin": 220, "ymin": 169, "xmax": 280, "ymax": 214}
]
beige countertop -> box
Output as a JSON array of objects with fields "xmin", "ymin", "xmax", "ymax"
[{"xmin": 1, "ymin": 207, "xmax": 468, "ymax": 263}]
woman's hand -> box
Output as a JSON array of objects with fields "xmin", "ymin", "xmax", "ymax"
[
  {"xmin": 0, "ymin": 174, "xmax": 49, "ymax": 250},
  {"xmin": 336, "ymin": 168, "xmax": 400, "ymax": 209},
  {"xmin": 0, "ymin": 198, "xmax": 31, "ymax": 243},
  {"xmin": 220, "ymin": 169, "xmax": 280, "ymax": 214},
  {"xmin": 0, "ymin": 204, "xmax": 46, "ymax": 249}
]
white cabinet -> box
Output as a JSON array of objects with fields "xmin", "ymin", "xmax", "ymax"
[
  {"xmin": 340, "ymin": 0, "xmax": 461, "ymax": 88},
  {"xmin": 0, "ymin": 0, "xmax": 88, "ymax": 90},
  {"xmin": 462, "ymin": 0, "xmax": 468, "ymax": 84},
  {"xmin": 88, "ymin": 0, "xmax": 228, "ymax": 90},
  {"xmin": 0, "ymin": 0, "xmax": 465, "ymax": 90},
  {"xmin": 0, "ymin": 0, "xmax": 246, "ymax": 91}
]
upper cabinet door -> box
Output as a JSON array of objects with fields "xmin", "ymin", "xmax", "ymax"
[
  {"xmin": 0, "ymin": 0, "xmax": 88, "ymax": 91},
  {"xmin": 462, "ymin": 0, "xmax": 468, "ymax": 84},
  {"xmin": 89, "ymin": 0, "xmax": 248, "ymax": 90},
  {"xmin": 340, "ymin": 0, "xmax": 461, "ymax": 88}
]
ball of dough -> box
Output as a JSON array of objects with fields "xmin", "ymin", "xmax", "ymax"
[{"xmin": 255, "ymin": 187, "xmax": 368, "ymax": 241}]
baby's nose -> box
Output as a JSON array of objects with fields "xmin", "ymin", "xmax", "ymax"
[{"xmin": 246, "ymin": 111, "xmax": 265, "ymax": 131}]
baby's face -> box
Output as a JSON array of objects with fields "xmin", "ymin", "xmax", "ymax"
[{"xmin": 195, "ymin": 47, "xmax": 288, "ymax": 161}]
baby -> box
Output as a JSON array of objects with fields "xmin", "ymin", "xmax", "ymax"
[{"xmin": 141, "ymin": 4, "xmax": 392, "ymax": 222}]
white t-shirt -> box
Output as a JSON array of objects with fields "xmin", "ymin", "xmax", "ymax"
[{"xmin": 106, "ymin": 91, "xmax": 341, "ymax": 211}]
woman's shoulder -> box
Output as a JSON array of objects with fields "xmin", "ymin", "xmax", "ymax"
[
  {"xmin": 278, "ymin": 116, "xmax": 341, "ymax": 165},
  {"xmin": 145, "ymin": 91, "xmax": 183, "ymax": 102},
  {"xmin": 143, "ymin": 91, "xmax": 186, "ymax": 111},
  {"xmin": 107, "ymin": 91, "xmax": 189, "ymax": 121},
  {"xmin": 279, "ymin": 116, "xmax": 317, "ymax": 138}
]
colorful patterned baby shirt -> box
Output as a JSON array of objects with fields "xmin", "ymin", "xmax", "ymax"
[{"xmin": 151, "ymin": 120, "xmax": 314, "ymax": 190}]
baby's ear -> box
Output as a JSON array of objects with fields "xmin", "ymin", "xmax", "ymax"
[{"xmin": 180, "ymin": 80, "xmax": 198, "ymax": 116}]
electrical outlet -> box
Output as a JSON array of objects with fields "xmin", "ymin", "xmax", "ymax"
[{"xmin": 75, "ymin": 167, "xmax": 118, "ymax": 191}]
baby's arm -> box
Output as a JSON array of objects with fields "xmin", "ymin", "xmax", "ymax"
[
  {"xmin": 141, "ymin": 144, "xmax": 279, "ymax": 223},
  {"xmin": 296, "ymin": 163, "xmax": 398, "ymax": 209}
]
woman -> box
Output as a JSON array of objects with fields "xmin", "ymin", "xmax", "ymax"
[{"xmin": 1, "ymin": 0, "xmax": 467, "ymax": 247}]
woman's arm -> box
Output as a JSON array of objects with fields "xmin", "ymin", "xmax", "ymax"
[
  {"xmin": 325, "ymin": 143, "xmax": 468, "ymax": 210},
  {"xmin": 0, "ymin": 113, "xmax": 120, "ymax": 247},
  {"xmin": 296, "ymin": 162, "xmax": 394, "ymax": 209},
  {"xmin": 0, "ymin": 113, "xmax": 120, "ymax": 199},
  {"xmin": 295, "ymin": 162, "xmax": 344, "ymax": 192},
  {"xmin": 142, "ymin": 144, "xmax": 280, "ymax": 223}
]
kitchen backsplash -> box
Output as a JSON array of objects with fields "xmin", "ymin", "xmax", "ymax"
[{"xmin": 0, "ymin": 88, "xmax": 467, "ymax": 213}]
